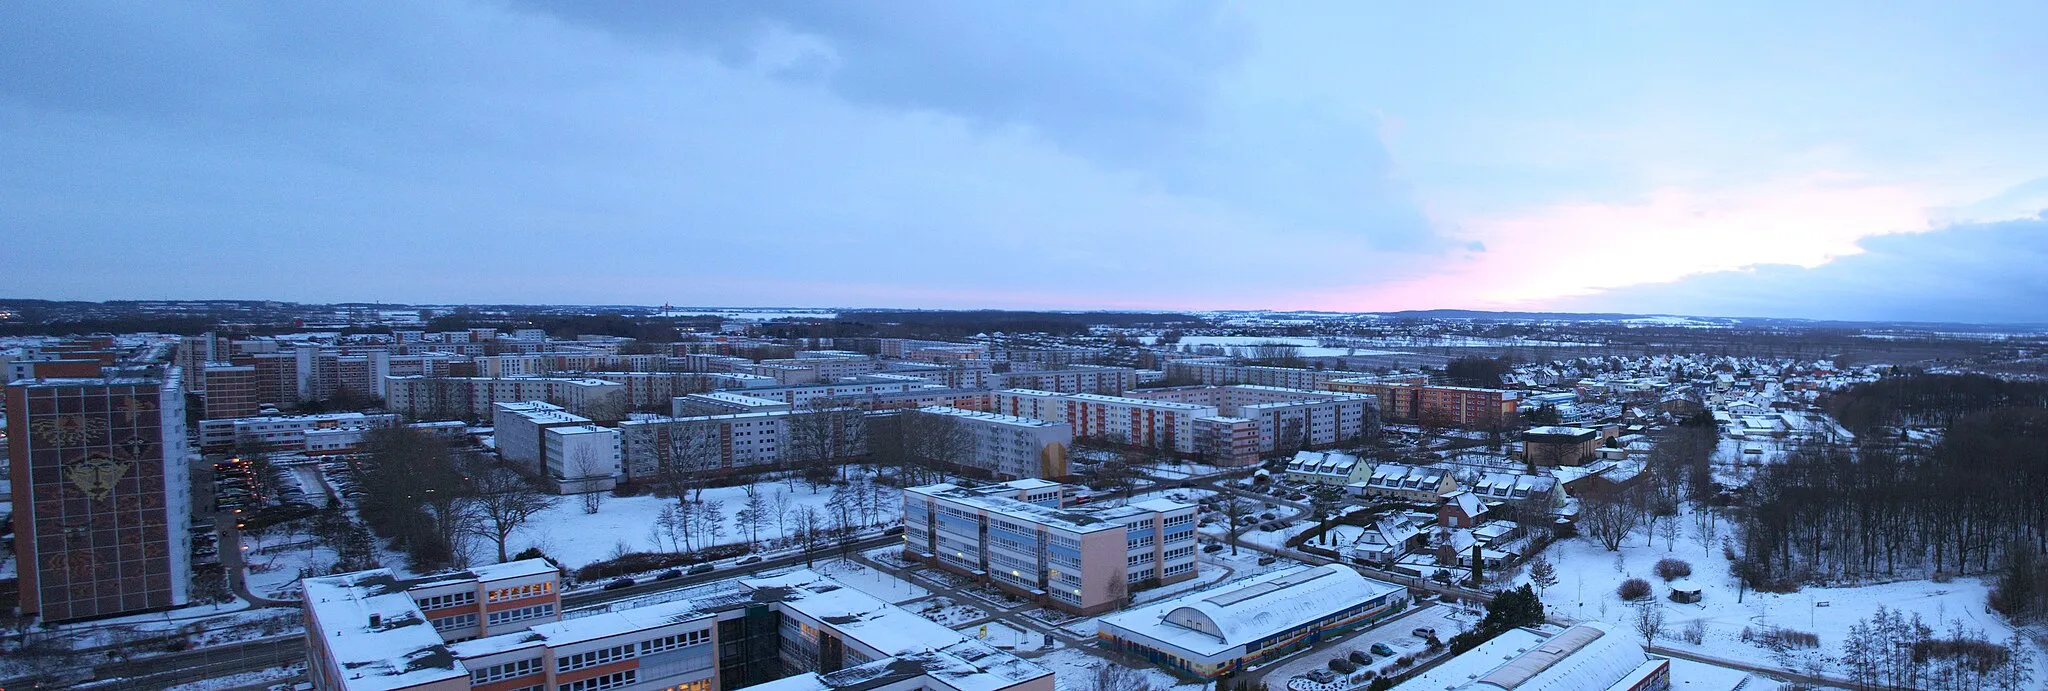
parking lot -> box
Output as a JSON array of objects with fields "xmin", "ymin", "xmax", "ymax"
[{"xmin": 1252, "ymin": 602, "xmax": 1470, "ymax": 688}]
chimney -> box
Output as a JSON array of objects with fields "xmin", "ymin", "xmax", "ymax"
[{"xmin": 369, "ymin": 613, "xmax": 382, "ymax": 628}]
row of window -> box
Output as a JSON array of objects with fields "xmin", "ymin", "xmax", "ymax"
[
  {"xmin": 561, "ymin": 642, "xmax": 635, "ymax": 672},
  {"xmin": 1164, "ymin": 545, "xmax": 1196, "ymax": 561},
  {"xmin": 487, "ymin": 603, "xmax": 555, "ymax": 626},
  {"xmin": 1162, "ymin": 513, "xmax": 1194, "ymax": 528},
  {"xmin": 1127, "ymin": 534, "xmax": 1155, "ymax": 550},
  {"xmin": 1163, "ymin": 561, "xmax": 1195, "ymax": 577},
  {"xmin": 416, "ymin": 590, "xmax": 476, "ymax": 611},
  {"xmin": 431, "ymin": 612, "xmax": 478, "ymax": 632},
  {"xmin": 560, "ymin": 670, "xmax": 637, "ymax": 691},
  {"xmin": 1164, "ymin": 528, "xmax": 1195, "ymax": 544},
  {"xmin": 640, "ymin": 629, "xmax": 712, "ymax": 654},
  {"xmin": 488, "ymin": 581, "xmax": 553, "ymax": 603},
  {"xmin": 471, "ymin": 657, "xmax": 541, "ymax": 685}
]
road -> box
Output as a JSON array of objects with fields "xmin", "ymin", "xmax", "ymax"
[{"xmin": 561, "ymin": 533, "xmax": 900, "ymax": 608}]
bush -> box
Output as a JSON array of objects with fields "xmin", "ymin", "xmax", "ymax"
[
  {"xmin": 1743, "ymin": 627, "xmax": 1820, "ymax": 650},
  {"xmin": 1618, "ymin": 578, "xmax": 1652, "ymax": 601},
  {"xmin": 1654, "ymin": 558, "xmax": 1692, "ymax": 581}
]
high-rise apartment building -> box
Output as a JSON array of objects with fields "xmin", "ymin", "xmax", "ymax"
[{"xmin": 7, "ymin": 364, "xmax": 192, "ymax": 623}]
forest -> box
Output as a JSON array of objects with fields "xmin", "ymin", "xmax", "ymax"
[{"xmin": 1730, "ymin": 376, "xmax": 2048, "ymax": 626}]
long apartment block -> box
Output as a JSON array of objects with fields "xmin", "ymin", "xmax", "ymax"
[
  {"xmin": 302, "ymin": 560, "xmax": 1051, "ymax": 691},
  {"xmin": 902, "ymin": 480, "xmax": 1197, "ymax": 615}
]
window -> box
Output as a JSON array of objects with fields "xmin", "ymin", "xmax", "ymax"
[
  {"xmin": 431, "ymin": 612, "xmax": 478, "ymax": 632},
  {"xmin": 1127, "ymin": 534, "xmax": 1155, "ymax": 550},
  {"xmin": 1163, "ymin": 545, "xmax": 1196, "ymax": 561},
  {"xmin": 1163, "ymin": 513, "xmax": 1194, "ymax": 528},
  {"xmin": 559, "ymin": 670, "xmax": 637, "ymax": 691},
  {"xmin": 1164, "ymin": 529, "xmax": 1195, "ymax": 544},
  {"xmin": 639, "ymin": 629, "xmax": 712, "ymax": 654},
  {"xmin": 487, "ymin": 581, "xmax": 554, "ymax": 603},
  {"xmin": 1163, "ymin": 561, "xmax": 1195, "ymax": 577},
  {"xmin": 487, "ymin": 603, "xmax": 555, "ymax": 626},
  {"xmin": 472, "ymin": 658, "xmax": 542, "ymax": 685},
  {"xmin": 560, "ymin": 643, "xmax": 636, "ymax": 672},
  {"xmin": 1127, "ymin": 552, "xmax": 1154, "ymax": 567},
  {"xmin": 415, "ymin": 591, "xmax": 477, "ymax": 611}
]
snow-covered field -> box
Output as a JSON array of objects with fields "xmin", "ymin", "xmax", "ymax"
[
  {"xmin": 1038, "ymin": 648, "xmax": 1203, "ymax": 691},
  {"xmin": 910, "ymin": 596, "xmax": 989, "ymax": 627},
  {"xmin": 1526, "ymin": 505, "xmax": 2045, "ymax": 678},
  {"xmin": 956, "ymin": 620, "xmax": 1052, "ymax": 651},
  {"xmin": 507, "ymin": 479, "xmax": 898, "ymax": 570},
  {"xmin": 1160, "ymin": 336, "xmax": 1408, "ymax": 358},
  {"xmin": 814, "ymin": 558, "xmax": 929, "ymax": 604}
]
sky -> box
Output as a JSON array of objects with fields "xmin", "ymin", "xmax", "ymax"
[{"xmin": 3, "ymin": 2, "xmax": 2046, "ymax": 323}]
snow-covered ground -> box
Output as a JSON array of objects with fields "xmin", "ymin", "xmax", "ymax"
[
  {"xmin": 956, "ymin": 620, "xmax": 1053, "ymax": 651},
  {"xmin": 1526, "ymin": 505, "xmax": 2045, "ymax": 679},
  {"xmin": 1038, "ymin": 648, "xmax": 1203, "ymax": 691},
  {"xmin": 506, "ymin": 479, "xmax": 899, "ymax": 570},
  {"xmin": 1160, "ymin": 336, "xmax": 1409, "ymax": 358},
  {"xmin": 909, "ymin": 596, "xmax": 989, "ymax": 627},
  {"xmin": 813, "ymin": 558, "xmax": 928, "ymax": 604}
]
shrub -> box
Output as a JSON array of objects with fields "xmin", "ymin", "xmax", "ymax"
[
  {"xmin": 1681, "ymin": 619, "xmax": 1706, "ymax": 644},
  {"xmin": 1618, "ymin": 578, "xmax": 1653, "ymax": 601},
  {"xmin": 1746, "ymin": 627, "xmax": 1820, "ymax": 650},
  {"xmin": 1654, "ymin": 558, "xmax": 1692, "ymax": 581}
]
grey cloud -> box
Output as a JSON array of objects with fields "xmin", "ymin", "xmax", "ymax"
[
  {"xmin": 506, "ymin": 1, "xmax": 1451, "ymax": 253},
  {"xmin": 1571, "ymin": 215, "xmax": 2048, "ymax": 324}
]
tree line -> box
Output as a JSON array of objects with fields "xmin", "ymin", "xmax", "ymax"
[{"xmin": 1729, "ymin": 406, "xmax": 2048, "ymax": 592}]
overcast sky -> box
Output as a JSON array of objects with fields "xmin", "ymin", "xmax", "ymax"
[{"xmin": 4, "ymin": 2, "xmax": 2045, "ymax": 322}]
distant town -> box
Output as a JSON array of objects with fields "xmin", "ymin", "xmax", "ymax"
[{"xmin": 2, "ymin": 302, "xmax": 2043, "ymax": 691}]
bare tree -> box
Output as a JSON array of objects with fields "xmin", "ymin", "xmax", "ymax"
[
  {"xmin": 796, "ymin": 506, "xmax": 824, "ymax": 567},
  {"xmin": 1581, "ymin": 490, "xmax": 1644, "ymax": 552},
  {"xmin": 1085, "ymin": 659, "xmax": 1158, "ymax": 691},
  {"xmin": 1632, "ymin": 602, "xmax": 1667, "ymax": 644},
  {"xmin": 662, "ymin": 418, "xmax": 724, "ymax": 502},
  {"xmin": 571, "ymin": 447, "xmax": 606, "ymax": 514},
  {"xmin": 737, "ymin": 485, "xmax": 769, "ymax": 549},
  {"xmin": 464, "ymin": 461, "xmax": 558, "ymax": 563},
  {"xmin": 1221, "ymin": 492, "xmax": 1257, "ymax": 556},
  {"xmin": 771, "ymin": 489, "xmax": 793, "ymax": 544},
  {"xmin": 1528, "ymin": 554, "xmax": 1558, "ymax": 596},
  {"xmin": 788, "ymin": 398, "xmax": 862, "ymax": 485},
  {"xmin": 910, "ymin": 409, "xmax": 972, "ymax": 484}
]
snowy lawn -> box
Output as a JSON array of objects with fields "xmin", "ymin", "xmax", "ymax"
[
  {"xmin": 1038, "ymin": 649, "xmax": 1203, "ymax": 691},
  {"xmin": 1525, "ymin": 505, "xmax": 2045, "ymax": 678},
  {"xmin": 910, "ymin": 596, "xmax": 989, "ymax": 627},
  {"xmin": 956, "ymin": 620, "xmax": 1056, "ymax": 651},
  {"xmin": 814, "ymin": 558, "xmax": 929, "ymax": 604},
  {"xmin": 507, "ymin": 479, "xmax": 900, "ymax": 570}
]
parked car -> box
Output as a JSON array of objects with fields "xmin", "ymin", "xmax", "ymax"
[
  {"xmin": 1370, "ymin": 643, "xmax": 1394, "ymax": 656},
  {"xmin": 882, "ymin": 526, "xmax": 905, "ymax": 536},
  {"xmin": 656, "ymin": 569, "xmax": 682, "ymax": 581},
  {"xmin": 688, "ymin": 563, "xmax": 716, "ymax": 575},
  {"xmin": 1203, "ymin": 544, "xmax": 1224, "ymax": 553},
  {"xmin": 736, "ymin": 555, "xmax": 763, "ymax": 566},
  {"xmin": 602, "ymin": 578, "xmax": 636, "ymax": 591},
  {"xmin": 1258, "ymin": 556, "xmax": 1278, "ymax": 566},
  {"xmin": 1412, "ymin": 627, "xmax": 1438, "ymax": 639}
]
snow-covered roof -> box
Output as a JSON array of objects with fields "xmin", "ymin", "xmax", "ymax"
[
  {"xmin": 1394, "ymin": 622, "xmax": 1654, "ymax": 691},
  {"xmin": 302, "ymin": 569, "xmax": 465, "ymax": 691},
  {"xmin": 1099, "ymin": 564, "xmax": 1405, "ymax": 658},
  {"xmin": 739, "ymin": 570, "xmax": 1050, "ymax": 691}
]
